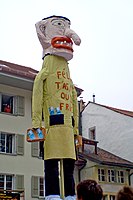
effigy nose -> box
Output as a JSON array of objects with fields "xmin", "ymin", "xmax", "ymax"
[{"xmin": 65, "ymin": 28, "xmax": 81, "ymax": 46}]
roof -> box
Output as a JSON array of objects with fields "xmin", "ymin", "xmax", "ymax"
[
  {"xmin": 84, "ymin": 101, "xmax": 133, "ymax": 118},
  {"xmin": 0, "ymin": 60, "xmax": 38, "ymax": 80},
  {"xmin": 0, "ymin": 60, "xmax": 83, "ymax": 96},
  {"xmin": 79, "ymin": 138, "xmax": 133, "ymax": 169},
  {"xmin": 105, "ymin": 105, "xmax": 133, "ymax": 117}
]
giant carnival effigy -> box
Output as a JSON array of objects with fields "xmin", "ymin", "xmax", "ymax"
[{"xmin": 27, "ymin": 15, "xmax": 81, "ymax": 200}]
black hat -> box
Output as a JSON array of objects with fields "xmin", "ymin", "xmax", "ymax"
[{"xmin": 42, "ymin": 15, "xmax": 70, "ymax": 22}]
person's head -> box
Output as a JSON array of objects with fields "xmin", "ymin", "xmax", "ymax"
[
  {"xmin": 116, "ymin": 186, "xmax": 133, "ymax": 200},
  {"xmin": 76, "ymin": 179, "xmax": 103, "ymax": 200}
]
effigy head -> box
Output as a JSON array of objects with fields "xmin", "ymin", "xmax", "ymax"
[{"xmin": 35, "ymin": 15, "xmax": 81, "ymax": 61}]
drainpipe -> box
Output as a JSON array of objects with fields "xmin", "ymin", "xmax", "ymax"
[
  {"xmin": 78, "ymin": 157, "xmax": 87, "ymax": 182},
  {"xmin": 129, "ymin": 172, "xmax": 133, "ymax": 185}
]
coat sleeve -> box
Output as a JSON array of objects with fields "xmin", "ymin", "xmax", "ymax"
[
  {"xmin": 32, "ymin": 64, "xmax": 49, "ymax": 128},
  {"xmin": 72, "ymin": 85, "xmax": 79, "ymax": 135}
]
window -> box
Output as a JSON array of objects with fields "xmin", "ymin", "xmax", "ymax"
[
  {"xmin": 117, "ymin": 170, "xmax": 125, "ymax": 183},
  {"xmin": 0, "ymin": 93, "xmax": 24, "ymax": 116},
  {"xmin": 0, "ymin": 174, "xmax": 24, "ymax": 191},
  {"xmin": 108, "ymin": 169, "xmax": 115, "ymax": 182},
  {"xmin": 31, "ymin": 176, "xmax": 44, "ymax": 198},
  {"xmin": 1, "ymin": 94, "xmax": 13, "ymax": 113},
  {"xmin": 98, "ymin": 168, "xmax": 106, "ymax": 182},
  {"xmin": 103, "ymin": 195, "xmax": 108, "ymax": 200},
  {"xmin": 103, "ymin": 195, "xmax": 116, "ymax": 200},
  {"xmin": 0, "ymin": 132, "xmax": 24, "ymax": 155},
  {"xmin": 109, "ymin": 195, "xmax": 115, "ymax": 200},
  {"xmin": 0, "ymin": 175, "xmax": 13, "ymax": 190},
  {"xmin": 0, "ymin": 132, "xmax": 15, "ymax": 154},
  {"xmin": 89, "ymin": 127, "xmax": 96, "ymax": 140},
  {"xmin": 98, "ymin": 168, "xmax": 126, "ymax": 184},
  {"xmin": 39, "ymin": 177, "xmax": 44, "ymax": 196}
]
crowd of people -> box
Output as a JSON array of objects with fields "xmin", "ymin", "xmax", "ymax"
[{"xmin": 76, "ymin": 179, "xmax": 133, "ymax": 200}]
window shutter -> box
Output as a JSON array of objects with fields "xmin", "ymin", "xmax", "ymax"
[
  {"xmin": 13, "ymin": 96, "xmax": 24, "ymax": 116},
  {"xmin": 0, "ymin": 93, "xmax": 1, "ymax": 112},
  {"xmin": 15, "ymin": 175, "xmax": 24, "ymax": 190},
  {"xmin": 31, "ymin": 176, "xmax": 39, "ymax": 197},
  {"xmin": 31, "ymin": 142, "xmax": 39, "ymax": 157},
  {"xmin": 17, "ymin": 134, "xmax": 24, "ymax": 155}
]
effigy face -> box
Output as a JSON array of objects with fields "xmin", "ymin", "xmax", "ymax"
[{"xmin": 35, "ymin": 15, "xmax": 81, "ymax": 61}]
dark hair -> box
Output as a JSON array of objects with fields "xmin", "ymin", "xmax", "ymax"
[
  {"xmin": 116, "ymin": 186, "xmax": 133, "ymax": 200},
  {"xmin": 76, "ymin": 179, "xmax": 103, "ymax": 200}
]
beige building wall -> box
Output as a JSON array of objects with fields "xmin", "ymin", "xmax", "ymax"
[
  {"xmin": 76, "ymin": 158, "xmax": 131, "ymax": 198},
  {"xmin": 0, "ymin": 84, "xmax": 44, "ymax": 200}
]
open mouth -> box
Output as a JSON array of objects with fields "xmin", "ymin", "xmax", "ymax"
[{"xmin": 51, "ymin": 37, "xmax": 73, "ymax": 52}]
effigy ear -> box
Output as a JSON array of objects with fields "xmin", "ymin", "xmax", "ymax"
[{"xmin": 35, "ymin": 20, "xmax": 51, "ymax": 49}]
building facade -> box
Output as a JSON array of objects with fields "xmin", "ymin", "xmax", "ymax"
[
  {"xmin": 81, "ymin": 101, "xmax": 133, "ymax": 186},
  {"xmin": 75, "ymin": 138, "xmax": 133, "ymax": 200},
  {"xmin": 0, "ymin": 60, "xmax": 45, "ymax": 199}
]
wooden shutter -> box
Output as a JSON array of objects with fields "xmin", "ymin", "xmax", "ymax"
[
  {"xmin": 13, "ymin": 96, "xmax": 24, "ymax": 116},
  {"xmin": 15, "ymin": 175, "xmax": 24, "ymax": 189},
  {"xmin": 17, "ymin": 134, "xmax": 24, "ymax": 155},
  {"xmin": 31, "ymin": 142, "xmax": 39, "ymax": 157},
  {"xmin": 31, "ymin": 176, "xmax": 39, "ymax": 197}
]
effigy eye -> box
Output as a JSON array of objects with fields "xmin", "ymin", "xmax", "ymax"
[{"xmin": 52, "ymin": 20, "xmax": 65, "ymax": 28}]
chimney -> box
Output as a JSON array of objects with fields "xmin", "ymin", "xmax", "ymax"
[
  {"xmin": 92, "ymin": 94, "xmax": 95, "ymax": 103},
  {"xmin": 79, "ymin": 97, "xmax": 85, "ymax": 112}
]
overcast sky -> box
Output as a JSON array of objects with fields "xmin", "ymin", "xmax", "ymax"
[{"xmin": 0, "ymin": 0, "xmax": 133, "ymax": 110}]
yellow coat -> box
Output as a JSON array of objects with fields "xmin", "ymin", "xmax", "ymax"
[{"xmin": 32, "ymin": 55, "xmax": 79, "ymax": 160}]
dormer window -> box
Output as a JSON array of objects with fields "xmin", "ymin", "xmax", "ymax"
[
  {"xmin": 108, "ymin": 169, "xmax": 115, "ymax": 182},
  {"xmin": 98, "ymin": 168, "xmax": 106, "ymax": 181}
]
